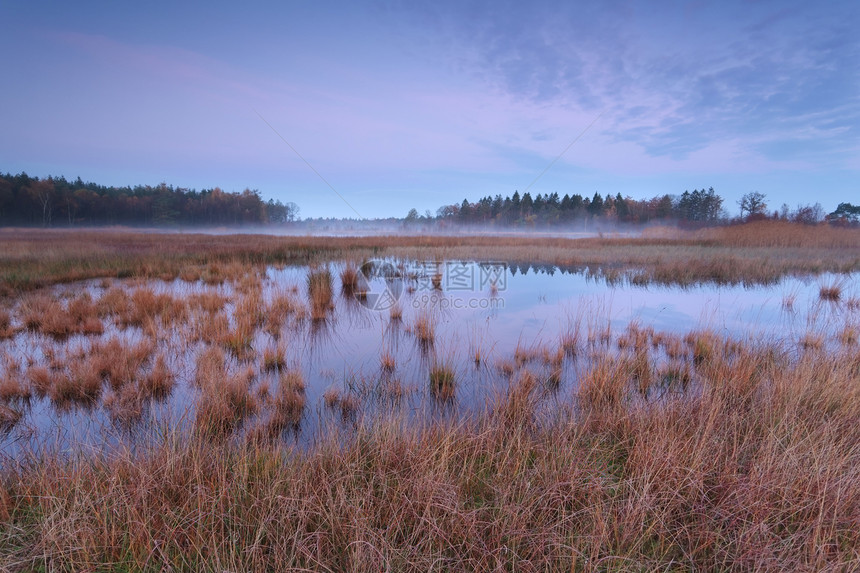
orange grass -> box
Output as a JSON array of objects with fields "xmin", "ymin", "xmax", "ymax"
[
  {"xmin": 2, "ymin": 222, "xmax": 859, "ymax": 295},
  {"xmin": 1, "ymin": 329, "xmax": 860, "ymax": 570}
]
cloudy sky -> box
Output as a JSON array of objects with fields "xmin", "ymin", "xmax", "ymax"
[{"xmin": 2, "ymin": 1, "xmax": 857, "ymax": 219}]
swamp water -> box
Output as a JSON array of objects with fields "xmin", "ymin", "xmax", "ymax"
[{"xmin": 0, "ymin": 261, "xmax": 857, "ymax": 455}]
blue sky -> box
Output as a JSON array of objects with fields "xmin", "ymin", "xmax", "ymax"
[{"xmin": 1, "ymin": 1, "xmax": 857, "ymax": 219}]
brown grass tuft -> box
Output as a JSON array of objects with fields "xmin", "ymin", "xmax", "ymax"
[
  {"xmin": 140, "ymin": 354, "xmax": 175, "ymax": 401},
  {"xmin": 268, "ymin": 370, "xmax": 307, "ymax": 434},
  {"xmin": 0, "ymin": 308, "xmax": 12, "ymax": 339},
  {"xmin": 0, "ymin": 404, "xmax": 22, "ymax": 432},
  {"xmin": 429, "ymin": 363, "xmax": 456, "ymax": 401},
  {"xmin": 262, "ymin": 343, "xmax": 287, "ymax": 372},
  {"xmin": 819, "ymin": 282, "xmax": 843, "ymax": 302},
  {"xmin": 380, "ymin": 351, "xmax": 396, "ymax": 373},
  {"xmin": 413, "ymin": 312, "xmax": 435, "ymax": 345},
  {"xmin": 307, "ymin": 267, "xmax": 334, "ymax": 321},
  {"xmin": 0, "ymin": 373, "xmax": 31, "ymax": 404}
]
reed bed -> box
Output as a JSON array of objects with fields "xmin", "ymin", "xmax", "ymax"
[
  {"xmin": 2, "ymin": 222, "xmax": 859, "ymax": 294},
  {"xmin": 1, "ymin": 226, "xmax": 859, "ymax": 570},
  {"xmin": 2, "ymin": 330, "xmax": 858, "ymax": 570}
]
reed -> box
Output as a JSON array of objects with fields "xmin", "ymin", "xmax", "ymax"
[
  {"xmin": 819, "ymin": 281, "xmax": 843, "ymax": 302},
  {"xmin": 0, "ymin": 404, "xmax": 21, "ymax": 432},
  {"xmin": 413, "ymin": 311, "xmax": 435, "ymax": 345},
  {"xmin": 140, "ymin": 354, "xmax": 175, "ymax": 401},
  {"xmin": 429, "ymin": 363, "xmax": 456, "ymax": 401},
  {"xmin": 0, "ymin": 308, "xmax": 11, "ymax": 339},
  {"xmin": 268, "ymin": 370, "xmax": 307, "ymax": 433},
  {"xmin": 2, "ymin": 223, "xmax": 859, "ymax": 294},
  {"xmin": 3, "ymin": 329, "xmax": 860, "ymax": 570},
  {"xmin": 339, "ymin": 263, "xmax": 362, "ymax": 297},
  {"xmin": 388, "ymin": 302, "xmax": 403, "ymax": 321},
  {"xmin": 0, "ymin": 372, "xmax": 30, "ymax": 404},
  {"xmin": 307, "ymin": 267, "xmax": 334, "ymax": 321},
  {"xmin": 262, "ymin": 343, "xmax": 287, "ymax": 372},
  {"xmin": 380, "ymin": 351, "xmax": 396, "ymax": 373}
]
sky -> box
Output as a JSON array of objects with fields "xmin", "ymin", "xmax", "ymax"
[{"xmin": 1, "ymin": 0, "xmax": 858, "ymax": 219}]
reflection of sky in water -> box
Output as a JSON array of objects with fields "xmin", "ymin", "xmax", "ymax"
[{"xmin": 1, "ymin": 263, "xmax": 857, "ymax": 453}]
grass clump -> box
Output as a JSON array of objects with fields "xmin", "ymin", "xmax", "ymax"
[
  {"xmin": 307, "ymin": 267, "xmax": 334, "ymax": 321},
  {"xmin": 429, "ymin": 363, "xmax": 456, "ymax": 401}
]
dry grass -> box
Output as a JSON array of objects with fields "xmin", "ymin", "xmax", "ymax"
[
  {"xmin": 27, "ymin": 366, "xmax": 52, "ymax": 398},
  {"xmin": 0, "ymin": 404, "xmax": 21, "ymax": 432},
  {"xmin": 262, "ymin": 343, "xmax": 287, "ymax": 372},
  {"xmin": 1, "ymin": 329, "xmax": 860, "ymax": 570},
  {"xmin": 50, "ymin": 360, "xmax": 103, "ymax": 409},
  {"xmin": 307, "ymin": 267, "xmax": 334, "ymax": 321},
  {"xmin": 140, "ymin": 354, "xmax": 175, "ymax": 401},
  {"xmin": 389, "ymin": 302, "xmax": 403, "ymax": 322},
  {"xmin": 820, "ymin": 281, "xmax": 844, "ymax": 302},
  {"xmin": 339, "ymin": 263, "xmax": 364, "ymax": 297},
  {"xmin": 429, "ymin": 363, "xmax": 456, "ymax": 401},
  {"xmin": 0, "ymin": 308, "xmax": 11, "ymax": 339},
  {"xmin": 195, "ymin": 365, "xmax": 257, "ymax": 438},
  {"xmin": 0, "ymin": 372, "xmax": 30, "ymax": 404},
  {"xmin": 412, "ymin": 311, "xmax": 435, "ymax": 346},
  {"xmin": 379, "ymin": 351, "xmax": 396, "ymax": 373},
  {"xmin": 2, "ymin": 225, "xmax": 860, "ymax": 569},
  {"xmin": 2, "ymin": 222, "xmax": 858, "ymax": 295},
  {"xmin": 267, "ymin": 370, "xmax": 307, "ymax": 434},
  {"xmin": 92, "ymin": 337, "xmax": 154, "ymax": 391}
]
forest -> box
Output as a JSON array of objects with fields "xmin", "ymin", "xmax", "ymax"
[
  {"xmin": 435, "ymin": 188, "xmax": 859, "ymax": 227},
  {"xmin": 0, "ymin": 171, "xmax": 298, "ymax": 227}
]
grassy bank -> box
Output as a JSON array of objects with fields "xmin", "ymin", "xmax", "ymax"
[
  {"xmin": 2, "ymin": 332, "xmax": 859, "ymax": 571},
  {"xmin": 1, "ymin": 222, "xmax": 859, "ymax": 570},
  {"xmin": 1, "ymin": 221, "xmax": 859, "ymax": 294}
]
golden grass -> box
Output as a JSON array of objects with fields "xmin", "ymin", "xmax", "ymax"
[
  {"xmin": 388, "ymin": 302, "xmax": 403, "ymax": 321},
  {"xmin": 1, "ymin": 328, "xmax": 859, "ymax": 570},
  {"xmin": 820, "ymin": 282, "xmax": 843, "ymax": 301},
  {"xmin": 0, "ymin": 372, "xmax": 30, "ymax": 404},
  {"xmin": 380, "ymin": 351, "xmax": 396, "ymax": 373},
  {"xmin": 0, "ymin": 404, "xmax": 21, "ymax": 432},
  {"xmin": 140, "ymin": 354, "xmax": 175, "ymax": 401},
  {"xmin": 0, "ymin": 308, "xmax": 11, "ymax": 339},
  {"xmin": 1, "ymin": 226, "xmax": 860, "ymax": 569},
  {"xmin": 262, "ymin": 343, "xmax": 287, "ymax": 372},
  {"xmin": 2, "ymin": 222, "xmax": 858, "ymax": 295},
  {"xmin": 307, "ymin": 267, "xmax": 334, "ymax": 321},
  {"xmin": 412, "ymin": 311, "xmax": 435, "ymax": 345},
  {"xmin": 267, "ymin": 370, "xmax": 306, "ymax": 434},
  {"xmin": 429, "ymin": 363, "xmax": 456, "ymax": 401}
]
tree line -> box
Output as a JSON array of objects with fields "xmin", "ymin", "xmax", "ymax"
[
  {"xmin": 0, "ymin": 171, "xmax": 299, "ymax": 227},
  {"xmin": 434, "ymin": 188, "xmax": 859, "ymax": 227}
]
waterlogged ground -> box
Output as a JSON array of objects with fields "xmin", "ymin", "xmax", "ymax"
[{"xmin": 0, "ymin": 260, "xmax": 858, "ymax": 454}]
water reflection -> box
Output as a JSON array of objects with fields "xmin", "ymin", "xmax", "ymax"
[{"xmin": 0, "ymin": 261, "xmax": 857, "ymax": 456}]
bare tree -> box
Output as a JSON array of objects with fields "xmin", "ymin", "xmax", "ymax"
[
  {"xmin": 27, "ymin": 179, "xmax": 56, "ymax": 226},
  {"xmin": 738, "ymin": 192, "xmax": 767, "ymax": 219}
]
